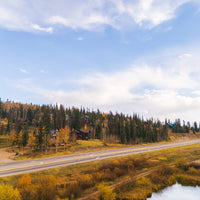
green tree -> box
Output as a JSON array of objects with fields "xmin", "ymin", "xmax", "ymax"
[
  {"xmin": 119, "ymin": 116, "xmax": 126, "ymax": 144},
  {"xmin": 71, "ymin": 108, "xmax": 81, "ymax": 130},
  {"xmin": 27, "ymin": 107, "xmax": 33, "ymax": 125},
  {"xmin": 19, "ymin": 104, "xmax": 23, "ymax": 118},
  {"xmin": 42, "ymin": 106, "xmax": 51, "ymax": 153},
  {"xmin": 125, "ymin": 119, "xmax": 130, "ymax": 143}
]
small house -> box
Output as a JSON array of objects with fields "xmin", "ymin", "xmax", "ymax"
[{"xmin": 70, "ymin": 129, "xmax": 91, "ymax": 141}]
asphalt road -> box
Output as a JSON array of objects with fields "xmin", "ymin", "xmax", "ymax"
[{"xmin": 1, "ymin": 139, "xmax": 200, "ymax": 177}]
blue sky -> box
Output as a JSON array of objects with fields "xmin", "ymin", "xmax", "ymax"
[{"xmin": 1, "ymin": 0, "xmax": 200, "ymax": 122}]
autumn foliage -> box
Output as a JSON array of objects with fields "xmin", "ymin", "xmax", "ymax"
[
  {"xmin": 0, "ymin": 184, "xmax": 21, "ymax": 200},
  {"xmin": 98, "ymin": 183, "xmax": 116, "ymax": 200}
]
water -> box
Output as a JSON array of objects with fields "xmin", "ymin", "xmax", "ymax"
[{"xmin": 147, "ymin": 183, "xmax": 200, "ymax": 200}]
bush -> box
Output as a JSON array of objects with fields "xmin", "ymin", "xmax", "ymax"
[
  {"xmin": 77, "ymin": 174, "xmax": 94, "ymax": 189},
  {"xmin": 63, "ymin": 180, "xmax": 82, "ymax": 199},
  {"xmin": 34, "ymin": 175, "xmax": 57, "ymax": 200},
  {"xmin": 188, "ymin": 167, "xmax": 198, "ymax": 175},
  {"xmin": 150, "ymin": 165, "xmax": 176, "ymax": 185},
  {"xmin": 18, "ymin": 174, "xmax": 32, "ymax": 200},
  {"xmin": 0, "ymin": 184, "xmax": 21, "ymax": 200},
  {"xmin": 176, "ymin": 175, "xmax": 200, "ymax": 186},
  {"xmin": 175, "ymin": 159, "xmax": 189, "ymax": 171},
  {"xmin": 98, "ymin": 184, "xmax": 116, "ymax": 200},
  {"xmin": 136, "ymin": 177, "xmax": 151, "ymax": 186},
  {"xmin": 18, "ymin": 174, "xmax": 31, "ymax": 189},
  {"xmin": 92, "ymin": 172, "xmax": 104, "ymax": 182}
]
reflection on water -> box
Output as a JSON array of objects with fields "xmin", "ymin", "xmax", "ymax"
[{"xmin": 147, "ymin": 183, "xmax": 200, "ymax": 200}]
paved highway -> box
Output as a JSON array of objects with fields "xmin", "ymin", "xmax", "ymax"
[{"xmin": 0, "ymin": 139, "xmax": 200, "ymax": 177}]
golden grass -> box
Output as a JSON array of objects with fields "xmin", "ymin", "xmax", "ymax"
[
  {"xmin": 0, "ymin": 135, "xmax": 11, "ymax": 148},
  {"xmin": 76, "ymin": 140, "xmax": 105, "ymax": 147}
]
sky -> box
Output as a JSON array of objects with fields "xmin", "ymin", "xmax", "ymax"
[{"xmin": 1, "ymin": 0, "xmax": 200, "ymax": 122}]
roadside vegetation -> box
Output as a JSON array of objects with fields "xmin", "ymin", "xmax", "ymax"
[
  {"xmin": 1, "ymin": 143, "xmax": 200, "ymax": 200},
  {"xmin": 11, "ymin": 140, "xmax": 128, "ymax": 160}
]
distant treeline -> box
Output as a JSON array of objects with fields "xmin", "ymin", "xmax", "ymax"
[
  {"xmin": 171, "ymin": 119, "xmax": 199, "ymax": 134},
  {"xmin": 0, "ymin": 100, "xmax": 168, "ymax": 147}
]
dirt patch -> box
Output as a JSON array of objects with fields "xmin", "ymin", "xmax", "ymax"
[{"xmin": 0, "ymin": 148, "xmax": 15, "ymax": 165}]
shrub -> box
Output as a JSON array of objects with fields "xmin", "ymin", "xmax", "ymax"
[
  {"xmin": 98, "ymin": 184, "xmax": 116, "ymax": 200},
  {"xmin": 175, "ymin": 159, "xmax": 189, "ymax": 171},
  {"xmin": 136, "ymin": 177, "xmax": 151, "ymax": 186},
  {"xmin": 0, "ymin": 184, "xmax": 21, "ymax": 200},
  {"xmin": 77, "ymin": 174, "xmax": 94, "ymax": 189},
  {"xmin": 176, "ymin": 175, "xmax": 200, "ymax": 186},
  {"xmin": 92, "ymin": 172, "xmax": 104, "ymax": 182},
  {"xmin": 150, "ymin": 165, "xmax": 176, "ymax": 185},
  {"xmin": 18, "ymin": 174, "xmax": 32, "ymax": 200},
  {"xmin": 18, "ymin": 174, "xmax": 31, "ymax": 189},
  {"xmin": 112, "ymin": 160, "xmax": 120, "ymax": 166},
  {"xmin": 34, "ymin": 175, "xmax": 57, "ymax": 200},
  {"xmin": 188, "ymin": 167, "xmax": 198, "ymax": 175}
]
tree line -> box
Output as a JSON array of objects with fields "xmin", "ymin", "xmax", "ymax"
[
  {"xmin": 171, "ymin": 119, "xmax": 199, "ymax": 134},
  {"xmin": 0, "ymin": 99, "xmax": 170, "ymax": 151}
]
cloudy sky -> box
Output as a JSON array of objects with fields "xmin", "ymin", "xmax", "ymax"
[{"xmin": 1, "ymin": 0, "xmax": 200, "ymax": 122}]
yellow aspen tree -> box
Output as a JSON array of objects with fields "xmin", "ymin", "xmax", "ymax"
[
  {"xmin": 59, "ymin": 128, "xmax": 64, "ymax": 143},
  {"xmin": 4, "ymin": 117, "xmax": 8, "ymax": 124},
  {"xmin": 42, "ymin": 126, "xmax": 46, "ymax": 153},
  {"xmin": 59, "ymin": 128, "xmax": 65, "ymax": 151},
  {"xmin": 10, "ymin": 129, "xmax": 17, "ymax": 146},
  {"xmin": 63, "ymin": 125, "xmax": 70, "ymax": 151},
  {"xmin": 55, "ymin": 130, "xmax": 60, "ymax": 152},
  {"xmin": 18, "ymin": 130, "xmax": 23, "ymax": 151},
  {"xmin": 28, "ymin": 131, "xmax": 36, "ymax": 151},
  {"xmin": 48, "ymin": 137, "xmax": 52, "ymax": 147}
]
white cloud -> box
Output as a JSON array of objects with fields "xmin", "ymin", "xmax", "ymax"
[
  {"xmin": 31, "ymin": 24, "xmax": 53, "ymax": 33},
  {"xmin": 19, "ymin": 68, "xmax": 28, "ymax": 74},
  {"xmin": 15, "ymin": 49, "xmax": 200, "ymax": 122},
  {"xmin": 178, "ymin": 53, "xmax": 192, "ymax": 59},
  {"xmin": 121, "ymin": 0, "xmax": 191, "ymax": 28},
  {"xmin": 0, "ymin": 0, "xmax": 198, "ymax": 32},
  {"xmin": 76, "ymin": 37, "xmax": 83, "ymax": 41}
]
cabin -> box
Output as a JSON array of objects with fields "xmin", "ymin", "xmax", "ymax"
[{"xmin": 70, "ymin": 129, "xmax": 91, "ymax": 141}]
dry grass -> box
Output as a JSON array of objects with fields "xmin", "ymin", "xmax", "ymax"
[
  {"xmin": 13, "ymin": 140, "xmax": 128, "ymax": 161},
  {"xmin": 0, "ymin": 135, "xmax": 11, "ymax": 148}
]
